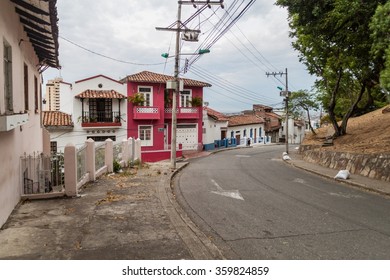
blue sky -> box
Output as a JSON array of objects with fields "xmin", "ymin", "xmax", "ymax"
[{"xmin": 44, "ymin": 0, "xmax": 316, "ymax": 113}]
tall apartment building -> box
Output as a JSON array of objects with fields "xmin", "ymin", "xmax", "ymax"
[{"xmin": 45, "ymin": 77, "xmax": 62, "ymax": 111}]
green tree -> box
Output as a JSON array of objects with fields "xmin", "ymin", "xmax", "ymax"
[
  {"xmin": 370, "ymin": 1, "xmax": 390, "ymax": 94},
  {"xmin": 276, "ymin": 0, "xmax": 388, "ymax": 137},
  {"xmin": 289, "ymin": 90, "xmax": 319, "ymax": 135}
]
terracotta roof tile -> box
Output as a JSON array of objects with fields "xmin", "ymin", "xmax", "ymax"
[
  {"xmin": 43, "ymin": 111, "xmax": 73, "ymax": 127},
  {"xmin": 121, "ymin": 71, "xmax": 211, "ymax": 87},
  {"xmin": 75, "ymin": 90, "xmax": 126, "ymax": 99},
  {"xmin": 265, "ymin": 111, "xmax": 282, "ymax": 119},
  {"xmin": 228, "ymin": 114, "xmax": 265, "ymax": 127},
  {"xmin": 205, "ymin": 107, "xmax": 228, "ymax": 121}
]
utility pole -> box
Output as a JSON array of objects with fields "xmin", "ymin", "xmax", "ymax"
[
  {"xmin": 170, "ymin": 2, "xmax": 182, "ymax": 170},
  {"xmin": 266, "ymin": 68, "xmax": 290, "ymax": 154},
  {"xmin": 156, "ymin": 0, "xmax": 224, "ymax": 169}
]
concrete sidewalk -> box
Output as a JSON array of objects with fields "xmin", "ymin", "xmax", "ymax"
[
  {"xmin": 286, "ymin": 149, "xmax": 390, "ymax": 197},
  {"xmin": 0, "ymin": 161, "xmax": 223, "ymax": 260}
]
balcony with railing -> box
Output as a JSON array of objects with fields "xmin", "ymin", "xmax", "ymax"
[
  {"xmin": 81, "ymin": 111, "xmax": 122, "ymax": 128},
  {"xmin": 133, "ymin": 106, "xmax": 160, "ymax": 120},
  {"xmin": 164, "ymin": 107, "xmax": 200, "ymax": 119}
]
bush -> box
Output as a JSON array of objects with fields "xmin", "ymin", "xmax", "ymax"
[{"xmin": 113, "ymin": 160, "xmax": 121, "ymax": 173}]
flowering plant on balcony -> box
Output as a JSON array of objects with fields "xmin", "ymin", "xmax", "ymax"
[
  {"xmin": 128, "ymin": 93, "xmax": 145, "ymax": 106},
  {"xmin": 189, "ymin": 96, "xmax": 203, "ymax": 107}
]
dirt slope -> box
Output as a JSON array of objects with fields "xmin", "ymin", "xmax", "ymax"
[{"xmin": 303, "ymin": 105, "xmax": 390, "ymax": 154}]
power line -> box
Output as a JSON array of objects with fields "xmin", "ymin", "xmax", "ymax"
[
  {"xmin": 59, "ymin": 36, "xmax": 169, "ymax": 66},
  {"xmin": 190, "ymin": 64, "xmax": 279, "ymax": 103}
]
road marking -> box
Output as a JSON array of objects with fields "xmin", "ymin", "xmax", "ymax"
[
  {"xmin": 329, "ymin": 192, "xmax": 363, "ymax": 199},
  {"xmin": 210, "ymin": 179, "xmax": 244, "ymax": 201},
  {"xmin": 294, "ymin": 178, "xmax": 363, "ymax": 199},
  {"xmin": 235, "ymin": 155, "xmax": 251, "ymax": 158},
  {"xmin": 293, "ymin": 178, "xmax": 306, "ymax": 184}
]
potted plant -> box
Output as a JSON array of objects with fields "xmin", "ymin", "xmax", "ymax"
[
  {"xmin": 128, "ymin": 93, "xmax": 145, "ymax": 106},
  {"xmin": 189, "ymin": 96, "xmax": 203, "ymax": 107},
  {"xmin": 164, "ymin": 89, "xmax": 172, "ymax": 108}
]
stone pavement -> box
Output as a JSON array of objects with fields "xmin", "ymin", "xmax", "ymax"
[
  {"xmin": 0, "ymin": 145, "xmax": 388, "ymax": 260},
  {"xmin": 0, "ymin": 161, "xmax": 223, "ymax": 260}
]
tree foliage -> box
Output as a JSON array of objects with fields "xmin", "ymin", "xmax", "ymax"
[
  {"xmin": 289, "ymin": 90, "xmax": 319, "ymax": 135},
  {"xmin": 370, "ymin": 1, "xmax": 390, "ymax": 93},
  {"xmin": 276, "ymin": 0, "xmax": 389, "ymax": 137}
]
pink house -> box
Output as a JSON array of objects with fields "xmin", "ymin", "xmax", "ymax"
[{"xmin": 121, "ymin": 71, "xmax": 211, "ymax": 162}]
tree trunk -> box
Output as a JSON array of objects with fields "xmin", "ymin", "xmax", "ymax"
[
  {"xmin": 340, "ymin": 83, "xmax": 366, "ymax": 135},
  {"xmin": 328, "ymin": 70, "xmax": 343, "ymax": 137},
  {"xmin": 306, "ymin": 109, "xmax": 316, "ymax": 135}
]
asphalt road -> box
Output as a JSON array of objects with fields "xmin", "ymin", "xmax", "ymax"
[{"xmin": 173, "ymin": 145, "xmax": 390, "ymax": 259}]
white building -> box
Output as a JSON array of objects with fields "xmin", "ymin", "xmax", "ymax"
[
  {"xmin": 0, "ymin": 0, "xmax": 59, "ymax": 227},
  {"xmin": 275, "ymin": 108, "xmax": 306, "ymax": 144},
  {"xmin": 45, "ymin": 77, "xmax": 62, "ymax": 111},
  {"xmin": 202, "ymin": 107, "xmax": 229, "ymax": 150},
  {"xmin": 43, "ymin": 75, "xmax": 128, "ymax": 152},
  {"xmin": 227, "ymin": 114, "xmax": 266, "ymax": 145}
]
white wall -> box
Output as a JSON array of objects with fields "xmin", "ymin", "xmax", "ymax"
[
  {"xmin": 59, "ymin": 82, "xmax": 73, "ymax": 115},
  {"xmin": 227, "ymin": 123, "xmax": 265, "ymax": 145},
  {"xmin": 279, "ymin": 118, "xmax": 306, "ymax": 144},
  {"xmin": 202, "ymin": 110, "xmax": 228, "ymax": 144},
  {"xmin": 50, "ymin": 76, "xmax": 128, "ymax": 151},
  {"xmin": 0, "ymin": 1, "xmax": 45, "ymax": 227}
]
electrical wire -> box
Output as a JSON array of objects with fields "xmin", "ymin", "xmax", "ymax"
[
  {"xmin": 59, "ymin": 36, "xmax": 168, "ymax": 66},
  {"xmin": 189, "ymin": 64, "xmax": 280, "ymax": 103}
]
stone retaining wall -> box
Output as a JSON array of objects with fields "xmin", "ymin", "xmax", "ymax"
[{"xmin": 299, "ymin": 145, "xmax": 390, "ymax": 182}]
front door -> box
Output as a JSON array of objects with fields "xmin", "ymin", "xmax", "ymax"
[{"xmin": 236, "ymin": 134, "xmax": 241, "ymax": 145}]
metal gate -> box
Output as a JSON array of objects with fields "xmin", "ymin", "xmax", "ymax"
[
  {"xmin": 177, "ymin": 124, "xmax": 198, "ymax": 150},
  {"xmin": 21, "ymin": 153, "xmax": 64, "ymax": 194}
]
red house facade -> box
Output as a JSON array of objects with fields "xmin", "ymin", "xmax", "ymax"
[{"xmin": 121, "ymin": 71, "xmax": 211, "ymax": 162}]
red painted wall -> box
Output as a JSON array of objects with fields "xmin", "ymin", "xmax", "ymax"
[{"xmin": 126, "ymin": 81, "xmax": 204, "ymax": 157}]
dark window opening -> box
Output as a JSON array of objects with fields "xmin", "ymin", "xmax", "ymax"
[
  {"xmin": 24, "ymin": 63, "xmax": 29, "ymax": 111},
  {"xmin": 89, "ymin": 99, "xmax": 113, "ymax": 122},
  {"xmin": 50, "ymin": 141, "xmax": 57, "ymax": 155},
  {"xmin": 87, "ymin": 136, "xmax": 116, "ymax": 142},
  {"xmin": 34, "ymin": 76, "xmax": 39, "ymax": 112}
]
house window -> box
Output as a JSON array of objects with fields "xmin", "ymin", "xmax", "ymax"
[
  {"xmin": 50, "ymin": 141, "xmax": 57, "ymax": 155},
  {"xmin": 180, "ymin": 90, "xmax": 192, "ymax": 107},
  {"xmin": 34, "ymin": 76, "xmax": 39, "ymax": 113},
  {"xmin": 24, "ymin": 63, "xmax": 29, "ymax": 111},
  {"xmin": 89, "ymin": 99, "xmax": 112, "ymax": 122},
  {"xmin": 138, "ymin": 86, "xmax": 152, "ymax": 106},
  {"xmin": 3, "ymin": 39, "xmax": 13, "ymax": 113},
  {"xmin": 139, "ymin": 125, "xmax": 153, "ymax": 146}
]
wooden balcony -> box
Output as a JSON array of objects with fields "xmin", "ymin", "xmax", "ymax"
[
  {"xmin": 133, "ymin": 106, "xmax": 160, "ymax": 120},
  {"xmin": 164, "ymin": 107, "xmax": 200, "ymax": 119}
]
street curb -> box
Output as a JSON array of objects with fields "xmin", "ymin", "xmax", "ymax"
[
  {"xmin": 284, "ymin": 159, "xmax": 390, "ymax": 198},
  {"xmin": 161, "ymin": 162, "xmax": 225, "ymax": 259}
]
